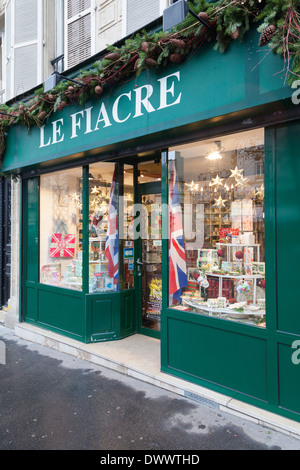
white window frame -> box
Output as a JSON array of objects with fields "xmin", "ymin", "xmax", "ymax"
[
  {"xmin": 64, "ymin": 0, "xmax": 96, "ymax": 71},
  {"xmin": 55, "ymin": 0, "xmax": 65, "ymax": 72},
  {"xmin": 0, "ymin": 30, "xmax": 5, "ymax": 102},
  {"xmin": 7, "ymin": 0, "xmax": 44, "ymax": 99}
]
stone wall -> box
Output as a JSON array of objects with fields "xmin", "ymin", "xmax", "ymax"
[{"xmin": 5, "ymin": 179, "xmax": 20, "ymax": 328}]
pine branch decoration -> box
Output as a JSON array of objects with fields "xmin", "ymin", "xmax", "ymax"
[{"xmin": 0, "ymin": 0, "xmax": 300, "ymax": 168}]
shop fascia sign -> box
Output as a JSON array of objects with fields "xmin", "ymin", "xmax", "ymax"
[{"xmin": 39, "ymin": 71, "xmax": 182, "ymax": 148}]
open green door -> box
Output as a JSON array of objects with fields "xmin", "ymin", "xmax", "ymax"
[{"xmin": 137, "ymin": 181, "xmax": 162, "ymax": 339}]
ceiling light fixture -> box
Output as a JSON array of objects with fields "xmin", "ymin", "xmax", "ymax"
[{"xmin": 206, "ymin": 141, "xmax": 224, "ymax": 161}]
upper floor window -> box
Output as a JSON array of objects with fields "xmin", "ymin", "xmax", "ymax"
[
  {"xmin": 65, "ymin": 0, "xmax": 95, "ymax": 69},
  {"xmin": 122, "ymin": 0, "xmax": 169, "ymax": 36},
  {"xmin": 0, "ymin": 33, "xmax": 4, "ymax": 103}
]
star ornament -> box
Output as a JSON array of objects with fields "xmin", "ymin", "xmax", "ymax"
[
  {"xmin": 186, "ymin": 180, "xmax": 199, "ymax": 192},
  {"xmin": 91, "ymin": 198, "xmax": 99, "ymax": 208},
  {"xmin": 211, "ymin": 175, "xmax": 224, "ymax": 187},
  {"xmin": 214, "ymin": 195, "xmax": 227, "ymax": 208},
  {"xmin": 230, "ymin": 166, "xmax": 244, "ymax": 180},
  {"xmin": 255, "ymin": 184, "xmax": 264, "ymax": 197},
  {"xmin": 71, "ymin": 193, "xmax": 80, "ymax": 202},
  {"xmin": 91, "ymin": 185, "xmax": 99, "ymax": 194},
  {"xmin": 235, "ymin": 176, "xmax": 249, "ymax": 187}
]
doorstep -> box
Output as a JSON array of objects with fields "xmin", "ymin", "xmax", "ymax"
[{"xmin": 14, "ymin": 322, "xmax": 300, "ymax": 439}]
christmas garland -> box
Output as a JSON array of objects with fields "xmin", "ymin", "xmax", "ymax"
[{"xmin": 0, "ymin": 0, "xmax": 299, "ymax": 163}]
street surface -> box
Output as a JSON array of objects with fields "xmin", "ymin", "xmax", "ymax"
[{"xmin": 0, "ymin": 325, "xmax": 299, "ymax": 452}]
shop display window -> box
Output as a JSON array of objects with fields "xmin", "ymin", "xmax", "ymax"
[
  {"xmin": 40, "ymin": 168, "xmax": 83, "ymax": 290},
  {"xmin": 168, "ymin": 129, "xmax": 266, "ymax": 328},
  {"xmin": 88, "ymin": 162, "xmax": 134, "ymax": 293}
]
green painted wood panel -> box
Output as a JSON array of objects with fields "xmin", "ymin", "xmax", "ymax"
[
  {"xmin": 87, "ymin": 292, "xmax": 119, "ymax": 341},
  {"xmin": 37, "ymin": 287, "xmax": 84, "ymax": 339},
  {"xmin": 23, "ymin": 178, "xmax": 39, "ymax": 283},
  {"xmin": 23, "ymin": 177, "xmax": 39, "ymax": 323},
  {"xmin": 24, "ymin": 284, "xmax": 38, "ymax": 322},
  {"xmin": 167, "ymin": 317, "xmax": 268, "ymax": 401},
  {"xmin": 120, "ymin": 289, "xmax": 136, "ymax": 338},
  {"xmin": 278, "ymin": 341, "xmax": 300, "ymax": 415},
  {"xmin": 276, "ymin": 120, "xmax": 300, "ymax": 335}
]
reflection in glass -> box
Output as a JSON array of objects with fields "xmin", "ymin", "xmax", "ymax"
[
  {"xmin": 88, "ymin": 163, "xmax": 135, "ymax": 293},
  {"xmin": 168, "ymin": 129, "xmax": 266, "ymax": 328},
  {"xmin": 40, "ymin": 168, "xmax": 83, "ymax": 290},
  {"xmin": 141, "ymin": 192, "xmax": 162, "ymax": 332},
  {"xmin": 88, "ymin": 163, "xmax": 118, "ymax": 293}
]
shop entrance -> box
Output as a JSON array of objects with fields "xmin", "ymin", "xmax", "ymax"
[{"xmin": 136, "ymin": 161, "xmax": 162, "ymax": 339}]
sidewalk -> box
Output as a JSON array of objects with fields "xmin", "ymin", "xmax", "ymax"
[{"xmin": 8, "ymin": 321, "xmax": 300, "ymax": 440}]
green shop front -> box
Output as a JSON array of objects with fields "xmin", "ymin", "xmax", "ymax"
[{"xmin": 2, "ymin": 27, "xmax": 300, "ymax": 424}]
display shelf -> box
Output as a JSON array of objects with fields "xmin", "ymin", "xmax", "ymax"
[
  {"xmin": 206, "ymin": 271, "xmax": 264, "ymax": 304},
  {"xmin": 181, "ymin": 297, "xmax": 265, "ymax": 323},
  {"xmin": 216, "ymin": 242, "xmax": 261, "ymax": 262}
]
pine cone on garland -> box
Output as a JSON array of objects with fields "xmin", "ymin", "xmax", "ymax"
[
  {"xmin": 105, "ymin": 52, "xmax": 120, "ymax": 61},
  {"xmin": 259, "ymin": 25, "xmax": 276, "ymax": 47},
  {"xmin": 145, "ymin": 58, "xmax": 157, "ymax": 67},
  {"xmin": 170, "ymin": 38, "xmax": 185, "ymax": 49},
  {"xmin": 141, "ymin": 42, "xmax": 149, "ymax": 53},
  {"xmin": 230, "ymin": 27, "xmax": 240, "ymax": 40},
  {"xmin": 170, "ymin": 53, "xmax": 182, "ymax": 63}
]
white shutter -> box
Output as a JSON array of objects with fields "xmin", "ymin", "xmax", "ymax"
[
  {"xmin": 5, "ymin": 0, "xmax": 42, "ymax": 100},
  {"xmin": 4, "ymin": 0, "xmax": 12, "ymax": 100},
  {"xmin": 123, "ymin": 0, "xmax": 168, "ymax": 36},
  {"xmin": 65, "ymin": 0, "xmax": 95, "ymax": 69}
]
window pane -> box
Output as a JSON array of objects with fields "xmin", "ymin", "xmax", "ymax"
[
  {"xmin": 122, "ymin": 165, "xmax": 134, "ymax": 290},
  {"xmin": 168, "ymin": 129, "xmax": 266, "ymax": 328},
  {"xmin": 89, "ymin": 162, "xmax": 119, "ymax": 292},
  {"xmin": 40, "ymin": 168, "xmax": 83, "ymax": 290}
]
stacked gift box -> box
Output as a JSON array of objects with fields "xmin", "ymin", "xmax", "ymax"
[
  {"xmin": 207, "ymin": 276, "xmax": 234, "ymax": 301},
  {"xmin": 207, "ymin": 276, "xmax": 219, "ymax": 298}
]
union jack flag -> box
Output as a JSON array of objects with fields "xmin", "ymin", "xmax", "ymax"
[
  {"xmin": 105, "ymin": 167, "xmax": 119, "ymax": 289},
  {"xmin": 169, "ymin": 159, "xmax": 187, "ymax": 303}
]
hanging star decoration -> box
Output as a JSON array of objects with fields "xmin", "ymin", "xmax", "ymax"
[
  {"xmin": 91, "ymin": 185, "xmax": 99, "ymax": 194},
  {"xmin": 71, "ymin": 192, "xmax": 80, "ymax": 202},
  {"xmin": 211, "ymin": 175, "xmax": 224, "ymax": 187},
  {"xmin": 214, "ymin": 195, "xmax": 227, "ymax": 208},
  {"xmin": 229, "ymin": 166, "xmax": 249, "ymax": 188},
  {"xmin": 186, "ymin": 180, "xmax": 199, "ymax": 192},
  {"xmin": 255, "ymin": 184, "xmax": 264, "ymax": 198},
  {"xmin": 91, "ymin": 198, "xmax": 99, "ymax": 208},
  {"xmin": 235, "ymin": 176, "xmax": 249, "ymax": 187},
  {"xmin": 230, "ymin": 166, "xmax": 244, "ymax": 179}
]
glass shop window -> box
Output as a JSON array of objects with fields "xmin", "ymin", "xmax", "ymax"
[
  {"xmin": 40, "ymin": 168, "xmax": 83, "ymax": 290},
  {"xmin": 88, "ymin": 162, "xmax": 134, "ymax": 293},
  {"xmin": 168, "ymin": 129, "xmax": 266, "ymax": 328}
]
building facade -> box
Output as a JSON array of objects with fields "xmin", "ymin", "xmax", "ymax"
[
  {"xmin": 1, "ymin": 0, "xmax": 300, "ymax": 426},
  {"xmin": 0, "ymin": 0, "xmax": 170, "ymax": 316}
]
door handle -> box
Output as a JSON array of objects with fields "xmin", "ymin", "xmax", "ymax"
[{"xmin": 136, "ymin": 258, "xmax": 143, "ymax": 276}]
